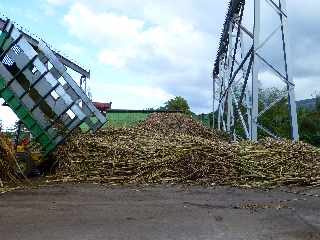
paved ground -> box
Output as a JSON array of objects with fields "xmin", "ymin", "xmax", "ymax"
[{"xmin": 0, "ymin": 184, "xmax": 320, "ymax": 240}]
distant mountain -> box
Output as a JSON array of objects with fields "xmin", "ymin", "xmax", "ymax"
[{"xmin": 297, "ymin": 98, "xmax": 317, "ymax": 110}]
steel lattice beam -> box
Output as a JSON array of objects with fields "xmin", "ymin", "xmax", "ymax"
[
  {"xmin": 0, "ymin": 17, "xmax": 90, "ymax": 79},
  {"xmin": 212, "ymin": 0, "xmax": 299, "ymax": 141}
]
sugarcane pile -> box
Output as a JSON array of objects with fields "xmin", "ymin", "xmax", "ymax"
[
  {"xmin": 235, "ymin": 139, "xmax": 320, "ymax": 186},
  {"xmin": 0, "ymin": 133, "xmax": 19, "ymax": 187},
  {"xmin": 54, "ymin": 113, "xmax": 320, "ymax": 187},
  {"xmin": 139, "ymin": 113, "xmax": 229, "ymax": 140}
]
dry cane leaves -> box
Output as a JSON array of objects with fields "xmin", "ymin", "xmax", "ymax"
[{"xmin": 53, "ymin": 113, "xmax": 320, "ymax": 187}]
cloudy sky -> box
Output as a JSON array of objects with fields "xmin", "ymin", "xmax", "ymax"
[{"xmin": 0, "ymin": 0, "xmax": 319, "ymax": 129}]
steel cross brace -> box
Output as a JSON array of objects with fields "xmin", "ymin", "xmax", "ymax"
[{"xmin": 212, "ymin": 0, "xmax": 299, "ymax": 141}]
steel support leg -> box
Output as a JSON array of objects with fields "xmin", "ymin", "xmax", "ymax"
[
  {"xmin": 212, "ymin": 78, "xmax": 216, "ymax": 130},
  {"xmin": 251, "ymin": 0, "xmax": 261, "ymax": 142},
  {"xmin": 279, "ymin": 0, "xmax": 299, "ymax": 141}
]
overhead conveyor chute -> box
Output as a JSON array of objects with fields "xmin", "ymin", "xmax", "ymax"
[{"xmin": 0, "ymin": 19, "xmax": 107, "ymax": 155}]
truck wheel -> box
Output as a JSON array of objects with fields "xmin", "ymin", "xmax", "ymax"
[{"xmin": 16, "ymin": 153, "xmax": 33, "ymax": 177}]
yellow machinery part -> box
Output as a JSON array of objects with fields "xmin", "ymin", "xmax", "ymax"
[
  {"xmin": 30, "ymin": 152, "xmax": 43, "ymax": 163},
  {"xmin": 16, "ymin": 145, "xmax": 26, "ymax": 153}
]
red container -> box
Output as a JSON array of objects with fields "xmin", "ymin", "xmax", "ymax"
[{"xmin": 93, "ymin": 102, "xmax": 112, "ymax": 112}]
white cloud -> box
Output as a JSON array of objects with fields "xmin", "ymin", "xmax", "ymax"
[
  {"xmin": 0, "ymin": 102, "xmax": 17, "ymax": 130},
  {"xmin": 62, "ymin": 2, "xmax": 218, "ymax": 113},
  {"xmin": 259, "ymin": 71, "xmax": 285, "ymax": 90},
  {"xmin": 47, "ymin": 0, "xmax": 70, "ymax": 6},
  {"xmin": 64, "ymin": 3, "xmax": 214, "ymax": 71},
  {"xmin": 98, "ymin": 48, "xmax": 137, "ymax": 69},
  {"xmin": 42, "ymin": 0, "xmax": 72, "ymax": 16},
  {"xmin": 90, "ymin": 83, "xmax": 174, "ymax": 110},
  {"xmin": 64, "ymin": 3, "xmax": 144, "ymax": 46},
  {"xmin": 97, "ymin": 19, "xmax": 211, "ymax": 70},
  {"xmin": 295, "ymin": 76, "xmax": 320, "ymax": 101},
  {"xmin": 61, "ymin": 43, "xmax": 84, "ymax": 58}
]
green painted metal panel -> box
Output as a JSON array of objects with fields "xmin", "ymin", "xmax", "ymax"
[
  {"xmin": 0, "ymin": 22, "xmax": 106, "ymax": 154},
  {"xmin": 10, "ymin": 98, "xmax": 20, "ymax": 109},
  {"xmin": 0, "ymin": 32, "xmax": 6, "ymax": 47},
  {"xmin": 0, "ymin": 33, "xmax": 12, "ymax": 51},
  {"xmin": 79, "ymin": 122, "xmax": 90, "ymax": 132},
  {"xmin": 0, "ymin": 77, "xmax": 57, "ymax": 155}
]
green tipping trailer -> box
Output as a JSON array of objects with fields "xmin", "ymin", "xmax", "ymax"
[{"xmin": 0, "ymin": 19, "xmax": 106, "ymax": 155}]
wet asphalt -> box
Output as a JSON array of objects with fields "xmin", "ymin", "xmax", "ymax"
[{"xmin": 0, "ymin": 184, "xmax": 320, "ymax": 240}]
